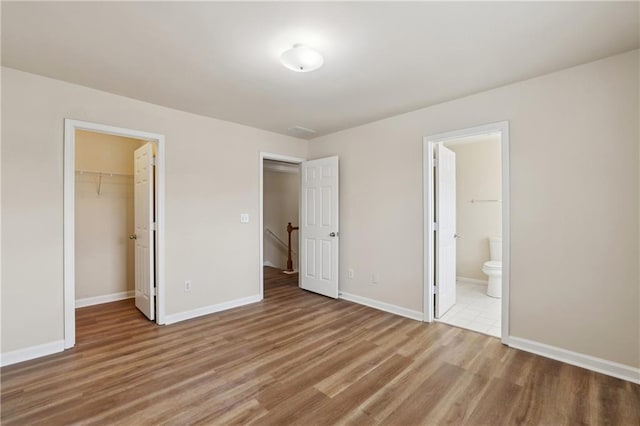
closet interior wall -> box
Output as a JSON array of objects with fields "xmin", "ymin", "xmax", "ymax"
[{"xmin": 75, "ymin": 130, "xmax": 146, "ymax": 304}]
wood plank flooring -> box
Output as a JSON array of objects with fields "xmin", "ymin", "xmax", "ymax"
[{"xmin": 2, "ymin": 267, "xmax": 639, "ymax": 425}]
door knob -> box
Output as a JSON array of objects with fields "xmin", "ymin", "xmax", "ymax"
[
  {"xmin": 129, "ymin": 234, "xmax": 137, "ymax": 240},
  {"xmin": 454, "ymin": 234, "xmax": 462, "ymax": 239},
  {"xmin": 329, "ymin": 232, "xmax": 336, "ymax": 237}
]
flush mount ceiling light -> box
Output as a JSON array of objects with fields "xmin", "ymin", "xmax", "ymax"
[{"xmin": 280, "ymin": 44, "xmax": 324, "ymax": 72}]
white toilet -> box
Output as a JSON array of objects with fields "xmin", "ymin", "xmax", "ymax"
[{"xmin": 482, "ymin": 237, "xmax": 502, "ymax": 298}]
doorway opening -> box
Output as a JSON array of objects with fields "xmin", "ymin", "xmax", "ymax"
[
  {"xmin": 262, "ymin": 159, "xmax": 300, "ymax": 296},
  {"xmin": 423, "ymin": 122, "xmax": 510, "ymax": 344},
  {"xmin": 262, "ymin": 157, "xmax": 301, "ymax": 297},
  {"xmin": 64, "ymin": 120, "xmax": 166, "ymax": 349},
  {"xmin": 259, "ymin": 153, "xmax": 340, "ymax": 300}
]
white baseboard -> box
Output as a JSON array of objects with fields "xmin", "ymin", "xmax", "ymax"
[
  {"xmin": 1, "ymin": 340, "xmax": 65, "ymax": 367},
  {"xmin": 164, "ymin": 294, "xmax": 262, "ymax": 325},
  {"xmin": 339, "ymin": 292, "xmax": 423, "ymax": 321},
  {"xmin": 457, "ymin": 276, "xmax": 488, "ymax": 285},
  {"xmin": 509, "ymin": 336, "xmax": 640, "ymax": 384},
  {"xmin": 76, "ymin": 290, "xmax": 134, "ymax": 308}
]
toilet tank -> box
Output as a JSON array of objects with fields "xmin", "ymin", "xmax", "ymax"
[{"xmin": 489, "ymin": 237, "xmax": 502, "ymax": 261}]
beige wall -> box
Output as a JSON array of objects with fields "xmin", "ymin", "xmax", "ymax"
[
  {"xmin": 448, "ymin": 138, "xmax": 502, "ymax": 280},
  {"xmin": 75, "ymin": 131, "xmax": 145, "ymax": 301},
  {"xmin": 263, "ymin": 167, "xmax": 299, "ymax": 270},
  {"xmin": 1, "ymin": 67, "xmax": 307, "ymax": 353},
  {"xmin": 309, "ymin": 50, "xmax": 639, "ymax": 368}
]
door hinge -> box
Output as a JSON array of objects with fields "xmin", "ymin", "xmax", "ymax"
[
  {"xmin": 152, "ymin": 222, "xmax": 157, "ymax": 231},
  {"xmin": 151, "ymin": 156, "xmax": 157, "ymax": 166},
  {"xmin": 433, "ymin": 158, "xmax": 438, "ymax": 167},
  {"xmin": 433, "ymin": 222, "xmax": 439, "ymax": 231}
]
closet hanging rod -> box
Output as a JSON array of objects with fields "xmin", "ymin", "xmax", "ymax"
[
  {"xmin": 76, "ymin": 169, "xmax": 133, "ymax": 177},
  {"xmin": 470, "ymin": 199, "xmax": 501, "ymax": 203}
]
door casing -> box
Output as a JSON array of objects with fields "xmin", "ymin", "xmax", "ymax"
[
  {"xmin": 63, "ymin": 119, "xmax": 166, "ymax": 349},
  {"xmin": 423, "ymin": 121, "xmax": 510, "ymax": 345}
]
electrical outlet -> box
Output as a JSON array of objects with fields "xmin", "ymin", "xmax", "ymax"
[
  {"xmin": 347, "ymin": 269, "xmax": 354, "ymax": 279},
  {"xmin": 184, "ymin": 280, "xmax": 191, "ymax": 292},
  {"xmin": 240, "ymin": 213, "xmax": 249, "ymax": 223}
]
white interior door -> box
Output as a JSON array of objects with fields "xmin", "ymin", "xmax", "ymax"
[
  {"xmin": 435, "ymin": 144, "xmax": 456, "ymax": 318},
  {"xmin": 134, "ymin": 143, "xmax": 155, "ymax": 320},
  {"xmin": 300, "ymin": 156, "xmax": 339, "ymax": 298}
]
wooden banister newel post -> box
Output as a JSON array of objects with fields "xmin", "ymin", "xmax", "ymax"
[{"xmin": 286, "ymin": 222, "xmax": 299, "ymax": 272}]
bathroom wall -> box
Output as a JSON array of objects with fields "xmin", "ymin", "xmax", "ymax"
[
  {"xmin": 448, "ymin": 136, "xmax": 502, "ymax": 281},
  {"xmin": 75, "ymin": 130, "xmax": 146, "ymax": 303},
  {"xmin": 263, "ymin": 164, "xmax": 299, "ymax": 270}
]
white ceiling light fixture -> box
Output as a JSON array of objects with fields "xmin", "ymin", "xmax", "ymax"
[{"xmin": 280, "ymin": 44, "xmax": 324, "ymax": 72}]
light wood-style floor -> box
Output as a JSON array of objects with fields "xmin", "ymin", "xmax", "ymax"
[{"xmin": 2, "ymin": 267, "xmax": 639, "ymax": 425}]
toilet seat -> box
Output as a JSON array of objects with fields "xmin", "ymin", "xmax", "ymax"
[{"xmin": 483, "ymin": 260, "xmax": 502, "ymax": 270}]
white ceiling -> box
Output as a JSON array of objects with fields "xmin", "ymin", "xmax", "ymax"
[{"xmin": 2, "ymin": 2, "xmax": 638, "ymax": 139}]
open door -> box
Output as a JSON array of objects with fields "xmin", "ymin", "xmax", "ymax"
[
  {"xmin": 300, "ymin": 156, "xmax": 339, "ymax": 298},
  {"xmin": 133, "ymin": 143, "xmax": 155, "ymax": 320},
  {"xmin": 435, "ymin": 144, "xmax": 456, "ymax": 318}
]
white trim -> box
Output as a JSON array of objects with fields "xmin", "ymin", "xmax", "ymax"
[
  {"xmin": 1, "ymin": 340, "xmax": 65, "ymax": 367},
  {"xmin": 339, "ymin": 292, "xmax": 423, "ymax": 321},
  {"xmin": 500, "ymin": 122, "xmax": 511, "ymax": 345},
  {"xmin": 259, "ymin": 152, "xmax": 305, "ymax": 298},
  {"xmin": 509, "ymin": 336, "xmax": 640, "ymax": 384},
  {"xmin": 155, "ymin": 131, "xmax": 167, "ymax": 326},
  {"xmin": 75, "ymin": 291, "xmax": 135, "ymax": 308},
  {"xmin": 423, "ymin": 140, "xmax": 434, "ymax": 323},
  {"xmin": 456, "ymin": 276, "xmax": 488, "ymax": 285},
  {"xmin": 64, "ymin": 119, "xmax": 167, "ymax": 351},
  {"xmin": 164, "ymin": 295, "xmax": 262, "ymax": 325},
  {"xmin": 63, "ymin": 119, "xmax": 75, "ymax": 348},
  {"xmin": 423, "ymin": 121, "xmax": 511, "ymax": 346}
]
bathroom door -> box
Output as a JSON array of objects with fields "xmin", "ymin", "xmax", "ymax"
[{"xmin": 435, "ymin": 144, "xmax": 456, "ymax": 318}]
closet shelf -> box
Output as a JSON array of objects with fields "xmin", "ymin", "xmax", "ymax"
[
  {"xmin": 76, "ymin": 170, "xmax": 133, "ymax": 195},
  {"xmin": 76, "ymin": 169, "xmax": 133, "ymax": 177}
]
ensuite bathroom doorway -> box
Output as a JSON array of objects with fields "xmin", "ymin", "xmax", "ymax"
[{"xmin": 424, "ymin": 122, "xmax": 510, "ymax": 341}]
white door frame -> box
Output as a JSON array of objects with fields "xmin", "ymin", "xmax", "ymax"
[
  {"xmin": 64, "ymin": 119, "xmax": 166, "ymax": 349},
  {"xmin": 423, "ymin": 121, "xmax": 510, "ymax": 345},
  {"xmin": 259, "ymin": 152, "xmax": 305, "ymax": 297}
]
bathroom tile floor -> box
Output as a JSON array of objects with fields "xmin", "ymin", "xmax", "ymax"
[{"xmin": 438, "ymin": 280, "xmax": 501, "ymax": 338}]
